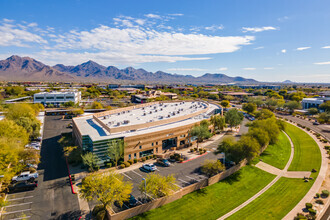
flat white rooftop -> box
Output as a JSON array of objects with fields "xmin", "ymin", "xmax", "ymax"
[{"xmin": 74, "ymin": 101, "xmax": 220, "ymax": 142}]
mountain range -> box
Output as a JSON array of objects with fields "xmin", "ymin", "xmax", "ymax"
[{"xmin": 0, "ymin": 55, "xmax": 258, "ymax": 84}]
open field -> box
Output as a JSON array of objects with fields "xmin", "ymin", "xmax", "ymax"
[
  {"xmin": 257, "ymin": 131, "xmax": 291, "ymax": 170},
  {"xmin": 131, "ymin": 166, "xmax": 275, "ymax": 220},
  {"xmin": 285, "ymin": 123, "xmax": 321, "ymax": 176},
  {"xmin": 228, "ymin": 177, "xmax": 314, "ymax": 220}
]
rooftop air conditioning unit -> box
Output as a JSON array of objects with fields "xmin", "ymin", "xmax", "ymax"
[{"xmin": 117, "ymin": 122, "xmax": 120, "ymax": 126}]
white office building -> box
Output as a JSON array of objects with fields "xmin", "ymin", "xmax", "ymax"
[
  {"xmin": 34, "ymin": 90, "xmax": 81, "ymax": 105},
  {"xmin": 302, "ymin": 97, "xmax": 330, "ymax": 109}
]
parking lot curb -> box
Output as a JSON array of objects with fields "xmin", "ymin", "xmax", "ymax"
[
  {"xmin": 181, "ymin": 152, "xmax": 208, "ymax": 164},
  {"xmin": 65, "ymin": 157, "xmax": 77, "ymax": 194}
]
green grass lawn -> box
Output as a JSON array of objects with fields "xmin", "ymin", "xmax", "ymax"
[
  {"xmin": 285, "ymin": 123, "xmax": 321, "ymax": 176},
  {"xmin": 228, "ymin": 177, "xmax": 314, "ymax": 220},
  {"xmin": 131, "ymin": 166, "xmax": 275, "ymax": 220},
  {"xmin": 257, "ymin": 131, "xmax": 291, "ymax": 170}
]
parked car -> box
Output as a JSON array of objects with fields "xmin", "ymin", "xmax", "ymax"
[
  {"xmin": 12, "ymin": 171, "xmax": 38, "ymax": 183},
  {"xmin": 313, "ymin": 121, "xmax": 320, "ymax": 125},
  {"xmin": 142, "ymin": 163, "xmax": 157, "ymax": 172},
  {"xmin": 126, "ymin": 194, "xmax": 139, "ymax": 207},
  {"xmin": 157, "ymin": 158, "xmax": 170, "ymax": 167},
  {"xmin": 8, "ymin": 181, "xmax": 38, "ymax": 193},
  {"xmin": 25, "ymin": 144, "xmax": 40, "ymax": 151},
  {"xmin": 25, "ymin": 163, "xmax": 38, "ymax": 169}
]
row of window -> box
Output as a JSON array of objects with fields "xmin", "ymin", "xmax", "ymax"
[{"xmin": 128, "ymin": 149, "xmax": 155, "ymax": 160}]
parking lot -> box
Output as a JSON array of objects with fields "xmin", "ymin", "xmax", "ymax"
[
  {"xmin": 1, "ymin": 191, "xmax": 34, "ymax": 220},
  {"xmin": 104, "ymin": 151, "xmax": 223, "ymax": 213}
]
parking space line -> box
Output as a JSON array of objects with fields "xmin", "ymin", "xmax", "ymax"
[
  {"xmin": 131, "ymin": 170, "xmax": 143, "ymax": 177},
  {"xmin": 122, "ymin": 172, "xmax": 132, "ymax": 180},
  {"xmin": 173, "ymin": 183, "xmax": 182, "ymax": 189},
  {"xmin": 5, "ymin": 202, "xmax": 33, "ymax": 208},
  {"xmin": 2, "ymin": 209, "xmax": 31, "ymax": 215},
  {"xmin": 178, "ymin": 179, "xmax": 190, "ymax": 184},
  {"xmin": 9, "ymin": 216, "xmax": 31, "ymax": 220},
  {"xmin": 7, "ymin": 196, "xmax": 33, "ymax": 201},
  {"xmin": 186, "ymin": 176, "xmax": 198, "ymax": 181}
]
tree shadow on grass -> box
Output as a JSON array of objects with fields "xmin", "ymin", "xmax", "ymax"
[{"xmin": 221, "ymin": 170, "xmax": 242, "ymax": 185}]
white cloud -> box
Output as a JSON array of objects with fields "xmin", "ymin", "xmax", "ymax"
[
  {"xmin": 322, "ymin": 46, "xmax": 330, "ymax": 49},
  {"xmin": 52, "ymin": 25, "xmax": 255, "ymax": 56},
  {"xmin": 264, "ymin": 67, "xmax": 274, "ymax": 70},
  {"xmin": 278, "ymin": 16, "xmax": 289, "ymax": 22},
  {"xmin": 145, "ymin": 14, "xmax": 161, "ymax": 19},
  {"xmin": 217, "ymin": 67, "xmax": 228, "ymax": 71},
  {"xmin": 167, "ymin": 68, "xmax": 207, "ymax": 71},
  {"xmin": 35, "ymin": 51, "xmax": 211, "ymax": 66},
  {"xmin": 27, "ymin": 22, "xmax": 38, "ymax": 27},
  {"xmin": 205, "ymin": 25, "xmax": 224, "ymax": 31},
  {"xmin": 314, "ymin": 61, "xmax": 330, "ymax": 65},
  {"xmin": 281, "ymin": 49, "xmax": 286, "ymax": 53},
  {"xmin": 242, "ymin": 26, "xmax": 277, "ymax": 33},
  {"xmin": 254, "ymin": 46, "xmax": 264, "ymax": 50},
  {"xmin": 296, "ymin": 47, "xmax": 311, "ymax": 51},
  {"xmin": 0, "ymin": 21, "xmax": 47, "ymax": 47},
  {"xmin": 3, "ymin": 18, "xmax": 14, "ymax": 23},
  {"xmin": 243, "ymin": 67, "xmax": 256, "ymax": 70},
  {"xmin": 135, "ymin": 19, "xmax": 145, "ymax": 26},
  {"xmin": 168, "ymin": 13, "xmax": 184, "ymax": 16}
]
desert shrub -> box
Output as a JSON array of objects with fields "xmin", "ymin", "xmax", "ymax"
[
  {"xmin": 308, "ymin": 208, "xmax": 316, "ymax": 216},
  {"xmin": 133, "ymin": 158, "xmax": 138, "ymax": 163},
  {"xmin": 306, "ymin": 127, "xmax": 310, "ymax": 131},
  {"xmin": 29, "ymin": 167, "xmax": 37, "ymax": 173},
  {"xmin": 92, "ymin": 204, "xmax": 104, "ymax": 216},
  {"xmin": 179, "ymin": 158, "xmax": 184, "ymax": 162},
  {"xmin": 105, "ymin": 162, "xmax": 112, "ymax": 168},
  {"xmin": 141, "ymin": 157, "xmax": 146, "ymax": 162},
  {"xmin": 96, "ymin": 209, "xmax": 106, "ymax": 220},
  {"xmin": 153, "ymin": 155, "xmax": 157, "ymax": 159},
  {"xmin": 190, "ymin": 148, "xmax": 194, "ymax": 152},
  {"xmin": 321, "ymin": 190, "xmax": 329, "ymax": 197},
  {"xmin": 315, "ymin": 133, "xmax": 321, "ymax": 137},
  {"xmin": 305, "ymin": 203, "xmax": 313, "ymax": 209},
  {"xmin": 123, "ymin": 161, "xmax": 130, "ymax": 167},
  {"xmin": 324, "ymin": 146, "xmax": 330, "ymax": 150},
  {"xmin": 316, "ymin": 193, "xmax": 320, "ymax": 198},
  {"xmin": 120, "ymin": 164, "xmax": 125, "ymax": 169},
  {"xmin": 128, "ymin": 160, "xmax": 133, "ymax": 165},
  {"xmin": 315, "ymin": 199, "xmax": 324, "ymax": 205}
]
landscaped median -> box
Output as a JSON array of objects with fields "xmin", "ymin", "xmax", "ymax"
[{"xmin": 130, "ymin": 166, "xmax": 275, "ymax": 220}]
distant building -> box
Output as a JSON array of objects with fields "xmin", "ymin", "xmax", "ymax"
[
  {"xmin": 33, "ymin": 90, "xmax": 81, "ymax": 105},
  {"xmin": 131, "ymin": 90, "xmax": 178, "ymax": 103},
  {"xmin": 220, "ymin": 91, "xmax": 253, "ymax": 98},
  {"xmin": 302, "ymin": 97, "xmax": 330, "ymax": 109},
  {"xmin": 108, "ymin": 84, "xmax": 146, "ymax": 90}
]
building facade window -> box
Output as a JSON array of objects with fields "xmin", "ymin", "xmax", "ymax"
[
  {"xmin": 151, "ymin": 143, "xmax": 154, "ymax": 146},
  {"xmin": 134, "ymin": 153, "xmax": 137, "ymax": 159},
  {"xmin": 139, "ymin": 145, "xmax": 142, "ymax": 149},
  {"xmin": 129, "ymin": 154, "xmax": 131, "ymax": 160}
]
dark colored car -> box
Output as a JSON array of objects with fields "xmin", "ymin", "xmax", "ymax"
[
  {"xmin": 313, "ymin": 121, "xmax": 320, "ymax": 125},
  {"xmin": 8, "ymin": 181, "xmax": 38, "ymax": 193},
  {"xmin": 157, "ymin": 158, "xmax": 171, "ymax": 167},
  {"xmin": 126, "ymin": 194, "xmax": 139, "ymax": 207}
]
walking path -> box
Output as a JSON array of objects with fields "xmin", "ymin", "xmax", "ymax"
[
  {"xmin": 283, "ymin": 123, "xmax": 328, "ymax": 220},
  {"xmin": 218, "ymin": 131, "xmax": 295, "ymax": 220}
]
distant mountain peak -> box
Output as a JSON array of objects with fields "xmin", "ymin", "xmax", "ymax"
[{"xmin": 0, "ymin": 55, "xmax": 258, "ymax": 84}]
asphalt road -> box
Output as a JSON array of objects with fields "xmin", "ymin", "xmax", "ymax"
[
  {"xmin": 277, "ymin": 114, "xmax": 330, "ymax": 141},
  {"xmin": 1, "ymin": 116, "xmax": 80, "ymax": 220}
]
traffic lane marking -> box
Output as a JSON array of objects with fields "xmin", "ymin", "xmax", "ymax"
[
  {"xmin": 7, "ymin": 196, "xmax": 33, "ymax": 201},
  {"xmin": 1, "ymin": 209, "xmax": 32, "ymax": 215},
  {"xmin": 122, "ymin": 172, "xmax": 132, "ymax": 180},
  {"xmin": 4, "ymin": 202, "xmax": 33, "ymax": 208}
]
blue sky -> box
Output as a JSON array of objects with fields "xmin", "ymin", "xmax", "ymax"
[{"xmin": 0, "ymin": 0, "xmax": 330, "ymax": 83}]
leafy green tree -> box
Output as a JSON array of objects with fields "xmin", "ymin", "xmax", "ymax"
[
  {"xmin": 210, "ymin": 115, "xmax": 226, "ymax": 132},
  {"xmin": 208, "ymin": 94, "xmax": 219, "ymax": 100},
  {"xmin": 318, "ymin": 112, "xmax": 330, "ymax": 124},
  {"xmin": 63, "ymin": 101, "xmax": 75, "ymax": 107},
  {"xmin": 288, "ymin": 91, "xmax": 306, "ymax": 102},
  {"xmin": 284, "ymin": 101, "xmax": 301, "ymax": 113},
  {"xmin": 189, "ymin": 125, "xmax": 212, "ymax": 149},
  {"xmin": 308, "ymin": 108, "xmax": 319, "ymax": 115},
  {"xmin": 220, "ymin": 100, "xmax": 230, "ymax": 108},
  {"xmin": 247, "ymin": 127, "xmax": 270, "ymax": 147},
  {"xmin": 255, "ymin": 109, "xmax": 274, "ymax": 120},
  {"xmin": 139, "ymin": 173, "xmax": 178, "ymax": 198},
  {"xmin": 319, "ymin": 101, "xmax": 330, "ymax": 112},
  {"xmin": 107, "ymin": 139, "xmax": 125, "ymax": 167},
  {"xmin": 91, "ymin": 101, "xmax": 103, "ymax": 109},
  {"xmin": 237, "ymin": 135, "xmax": 261, "ymax": 162},
  {"xmin": 250, "ymin": 117, "xmax": 280, "ymax": 144},
  {"xmin": 248, "ymin": 97, "xmax": 264, "ymax": 107},
  {"xmin": 80, "ymin": 172, "xmax": 132, "ymax": 209},
  {"xmin": 242, "ymin": 103, "xmax": 257, "ymax": 114},
  {"xmin": 81, "ymin": 152, "xmax": 100, "ymax": 172},
  {"xmin": 225, "ymin": 108, "xmax": 244, "ymax": 130},
  {"xmin": 200, "ymin": 119, "xmax": 210, "ymax": 128},
  {"xmin": 5, "ymin": 86, "xmax": 24, "ymax": 96},
  {"xmin": 201, "ymin": 159, "xmax": 225, "ymax": 177},
  {"xmin": 0, "ymin": 119, "xmax": 29, "ymax": 144}
]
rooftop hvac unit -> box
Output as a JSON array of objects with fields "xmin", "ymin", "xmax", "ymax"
[
  {"xmin": 142, "ymin": 107, "xmax": 145, "ymax": 110},
  {"xmin": 116, "ymin": 122, "xmax": 120, "ymax": 126},
  {"xmin": 118, "ymin": 113, "xmax": 120, "ymax": 115},
  {"xmin": 143, "ymin": 112, "xmax": 146, "ymax": 116},
  {"xmin": 168, "ymin": 114, "xmax": 171, "ymax": 117},
  {"xmin": 123, "ymin": 120, "xmax": 129, "ymax": 124},
  {"xmin": 103, "ymin": 116, "xmax": 106, "ymax": 119},
  {"xmin": 155, "ymin": 110, "xmax": 158, "ymax": 112},
  {"xmin": 160, "ymin": 108, "xmax": 163, "ymax": 111},
  {"xmin": 149, "ymin": 111, "xmax": 152, "ymax": 114}
]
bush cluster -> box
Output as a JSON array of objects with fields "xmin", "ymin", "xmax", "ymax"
[{"xmin": 321, "ymin": 190, "xmax": 329, "ymax": 197}]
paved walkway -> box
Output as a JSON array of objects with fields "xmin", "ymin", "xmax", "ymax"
[
  {"xmin": 283, "ymin": 123, "xmax": 328, "ymax": 220},
  {"xmin": 218, "ymin": 131, "xmax": 295, "ymax": 220}
]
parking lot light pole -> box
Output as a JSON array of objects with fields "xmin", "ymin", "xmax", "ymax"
[{"xmin": 142, "ymin": 178, "xmax": 146, "ymax": 200}]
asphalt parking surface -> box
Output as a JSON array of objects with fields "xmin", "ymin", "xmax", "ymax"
[{"xmin": 1, "ymin": 116, "xmax": 80, "ymax": 220}]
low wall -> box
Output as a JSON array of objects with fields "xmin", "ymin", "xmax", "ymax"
[{"xmin": 107, "ymin": 160, "xmax": 247, "ymax": 220}]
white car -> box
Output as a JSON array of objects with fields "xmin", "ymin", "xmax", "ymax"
[
  {"xmin": 12, "ymin": 171, "xmax": 38, "ymax": 183},
  {"xmin": 142, "ymin": 163, "xmax": 157, "ymax": 172},
  {"xmin": 25, "ymin": 144, "xmax": 40, "ymax": 151}
]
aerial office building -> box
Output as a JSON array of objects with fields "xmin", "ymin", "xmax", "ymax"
[
  {"xmin": 33, "ymin": 90, "xmax": 81, "ymax": 105},
  {"xmin": 72, "ymin": 101, "xmax": 220, "ymax": 164}
]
